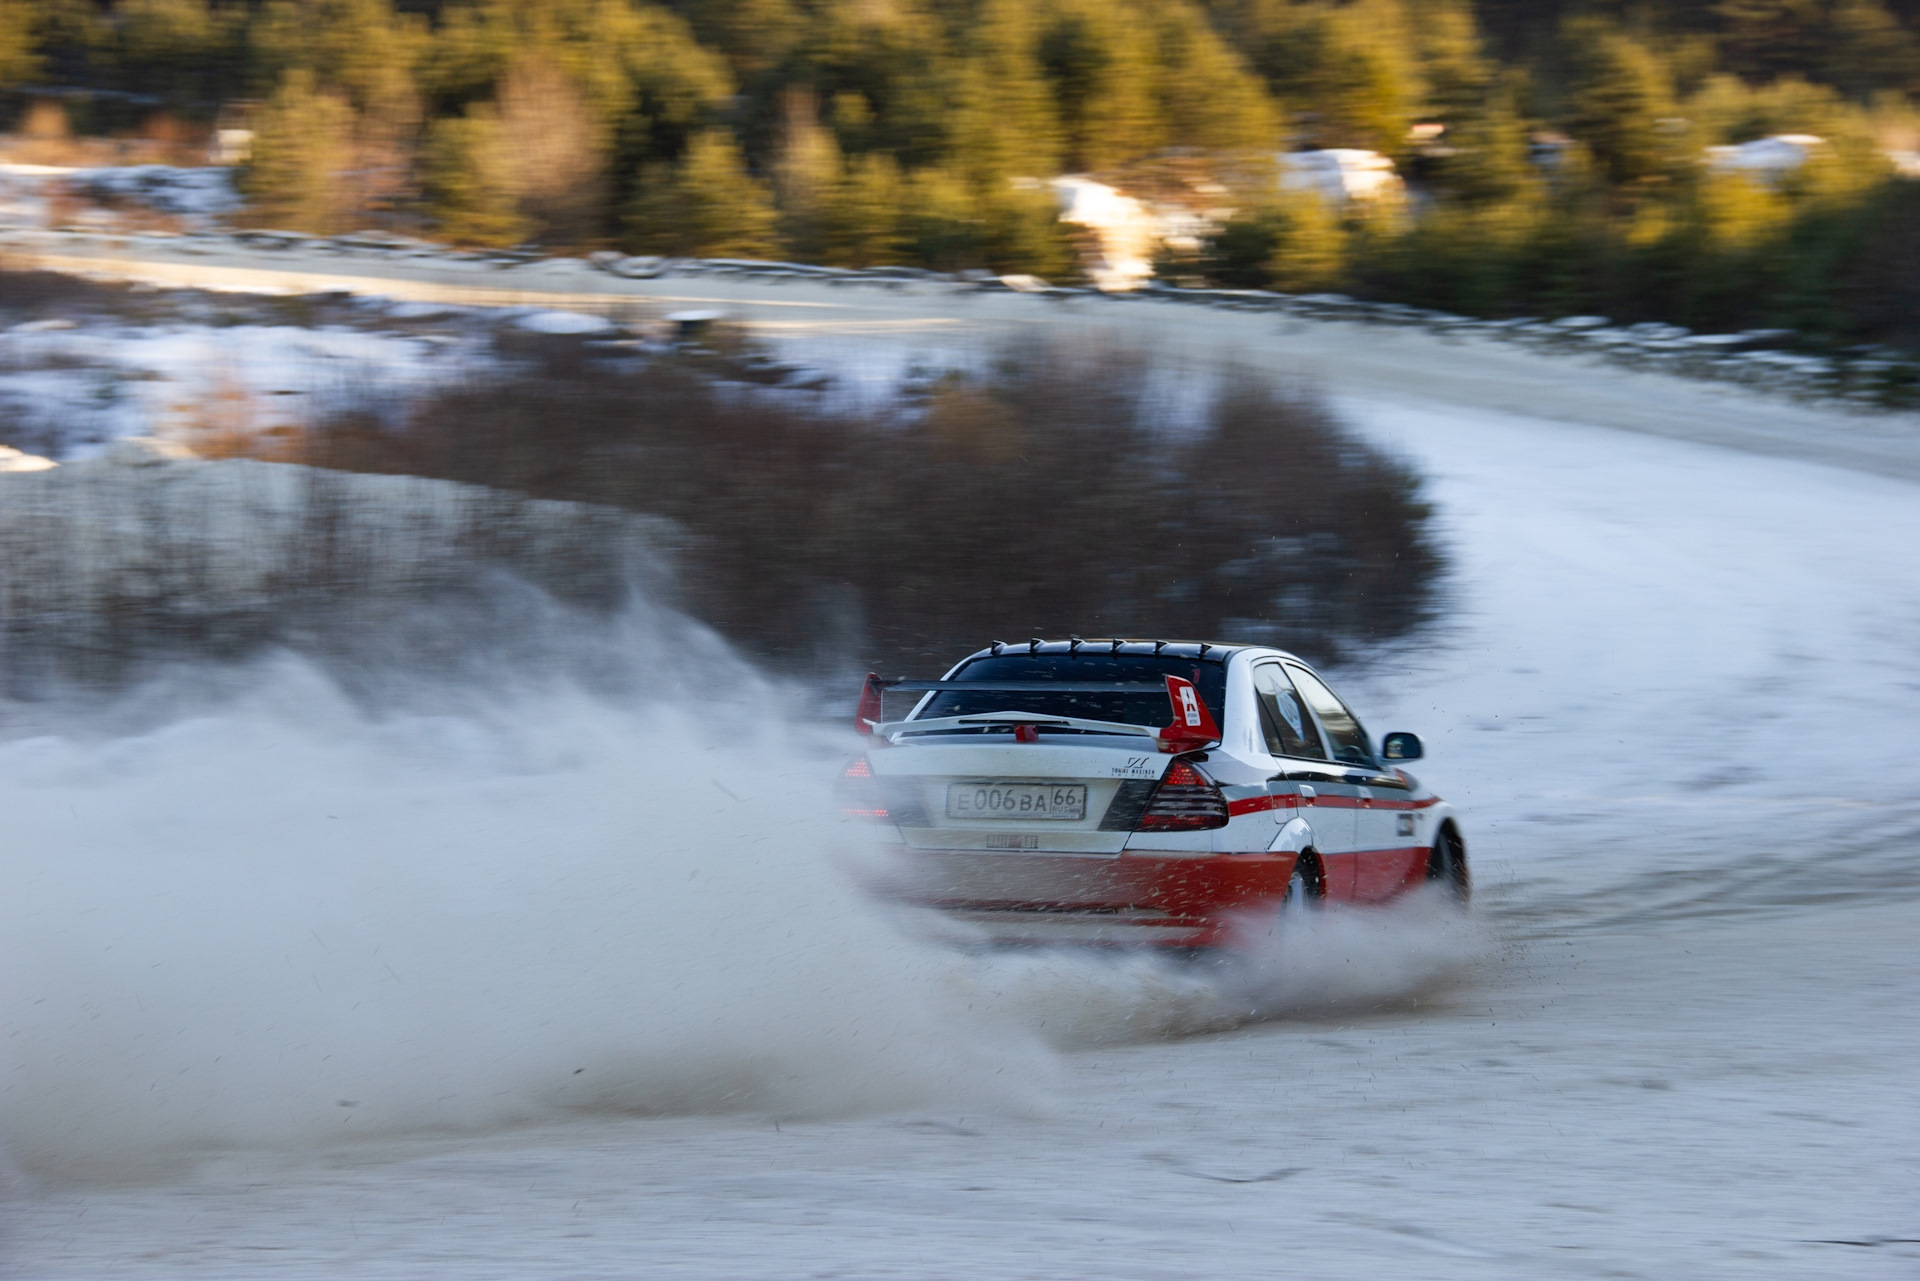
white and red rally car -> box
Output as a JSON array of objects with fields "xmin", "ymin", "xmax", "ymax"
[{"xmin": 841, "ymin": 639, "xmax": 1467, "ymax": 949}]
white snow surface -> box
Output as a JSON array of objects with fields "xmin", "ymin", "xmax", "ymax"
[
  {"xmin": 0, "ymin": 163, "xmax": 240, "ymax": 231},
  {"xmin": 1279, "ymin": 148, "xmax": 1405, "ymax": 204},
  {"xmin": 68, "ymin": 165, "xmax": 243, "ymax": 218},
  {"xmin": 3, "ymin": 331, "xmax": 1919, "ymax": 1275},
  {"xmin": 0, "ymin": 315, "xmax": 487, "ymax": 459},
  {"xmin": 514, "ymin": 308, "xmax": 616, "ymax": 335}
]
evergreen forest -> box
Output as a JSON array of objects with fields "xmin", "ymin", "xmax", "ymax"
[{"xmin": 3, "ymin": 0, "xmax": 1918, "ymax": 352}]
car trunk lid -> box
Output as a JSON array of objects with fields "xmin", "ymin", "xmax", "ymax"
[{"xmin": 866, "ymin": 737, "xmax": 1167, "ymax": 855}]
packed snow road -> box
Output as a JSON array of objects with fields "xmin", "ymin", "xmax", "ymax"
[{"xmin": 4, "ymin": 260, "xmax": 1920, "ymax": 1278}]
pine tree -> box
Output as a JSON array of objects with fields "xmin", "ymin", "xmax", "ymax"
[
  {"xmin": 423, "ymin": 105, "xmax": 530, "ymax": 246},
  {"xmin": 624, "ymin": 129, "xmax": 780, "ymax": 259},
  {"xmin": 1234, "ymin": 0, "xmax": 1422, "ymax": 156},
  {"xmin": 946, "ymin": 0, "xmax": 1062, "ymax": 183},
  {"xmin": 976, "ymin": 177, "xmax": 1077, "ymax": 277},
  {"xmin": 1431, "ymin": 83, "xmax": 1537, "ymax": 206},
  {"xmin": 1830, "ymin": 0, "xmax": 1920, "ymax": 96},
  {"xmin": 248, "ymin": 0, "xmax": 426, "ymax": 123},
  {"xmin": 1037, "ymin": 1, "xmax": 1161, "ymax": 171},
  {"xmin": 1415, "ymin": 0, "xmax": 1497, "ymax": 124},
  {"xmin": 240, "ymin": 69, "xmax": 357, "ymax": 234},
  {"xmin": 1201, "ymin": 169, "xmax": 1349, "ymax": 294},
  {"xmin": 0, "ymin": 0, "xmax": 37, "ymax": 87},
  {"xmin": 1696, "ymin": 168, "xmax": 1789, "ymax": 251},
  {"xmin": 106, "ymin": 0, "xmax": 248, "ymax": 107},
  {"xmin": 774, "ymin": 89, "xmax": 844, "ymax": 263},
  {"xmin": 1562, "ymin": 20, "xmax": 1681, "ymax": 185},
  {"xmin": 899, "ymin": 166, "xmax": 983, "ymax": 271},
  {"xmin": 1149, "ymin": 1, "xmax": 1278, "ymax": 156},
  {"xmin": 248, "ymin": 0, "xmax": 427, "ymax": 224},
  {"xmin": 820, "ymin": 152, "xmax": 904, "ymax": 267},
  {"xmin": 1263, "ymin": 187, "xmax": 1348, "ymax": 292},
  {"xmin": 1312, "ymin": 0, "xmax": 1423, "ymax": 156},
  {"xmin": 679, "ymin": 0, "xmax": 805, "ymax": 82}
]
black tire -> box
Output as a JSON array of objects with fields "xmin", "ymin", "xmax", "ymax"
[
  {"xmin": 1284, "ymin": 850, "xmax": 1326, "ymax": 912},
  {"xmin": 1426, "ymin": 827, "xmax": 1470, "ymax": 902}
]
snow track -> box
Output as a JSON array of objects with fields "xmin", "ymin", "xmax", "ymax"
[{"xmin": 3, "ymin": 268, "xmax": 1919, "ymax": 1277}]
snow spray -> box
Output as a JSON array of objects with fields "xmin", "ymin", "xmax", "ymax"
[
  {"xmin": 0, "ymin": 628, "xmax": 1053, "ymax": 1184},
  {"xmin": 950, "ymin": 889, "xmax": 1491, "ymax": 1050},
  {"xmin": 0, "ymin": 598, "xmax": 1483, "ymax": 1185}
]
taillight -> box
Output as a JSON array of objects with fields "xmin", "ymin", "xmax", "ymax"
[
  {"xmin": 1138, "ymin": 759, "xmax": 1229, "ymax": 831},
  {"xmin": 838, "ymin": 756, "xmax": 890, "ymax": 821},
  {"xmin": 855, "ymin": 673, "xmax": 884, "ymax": 735}
]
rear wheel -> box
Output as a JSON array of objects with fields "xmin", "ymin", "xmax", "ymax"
[
  {"xmin": 1283, "ymin": 850, "xmax": 1326, "ymax": 915},
  {"xmin": 1426, "ymin": 827, "xmax": 1470, "ymax": 902}
]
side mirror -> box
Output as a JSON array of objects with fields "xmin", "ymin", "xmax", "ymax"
[{"xmin": 1381, "ymin": 731, "xmax": 1423, "ymax": 761}]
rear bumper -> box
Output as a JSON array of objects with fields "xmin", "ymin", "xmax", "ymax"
[
  {"xmin": 870, "ymin": 848, "xmax": 1300, "ymax": 948},
  {"xmin": 931, "ymin": 907, "xmax": 1225, "ymax": 948}
]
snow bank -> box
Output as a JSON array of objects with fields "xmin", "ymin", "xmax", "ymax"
[
  {"xmin": 0, "ymin": 444, "xmax": 54, "ymax": 472},
  {"xmin": 1279, "ymin": 149, "xmax": 1405, "ymax": 205},
  {"xmin": 1051, "ymin": 176, "xmax": 1159, "ymax": 291},
  {"xmin": 0, "ymin": 162, "xmax": 240, "ymax": 232},
  {"xmin": 70, "ymin": 164, "xmax": 242, "ymax": 218},
  {"xmin": 1704, "ymin": 133, "xmax": 1826, "ymax": 182},
  {"xmin": 513, "ymin": 309, "xmax": 615, "ymax": 335}
]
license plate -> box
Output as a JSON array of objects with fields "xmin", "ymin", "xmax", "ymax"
[{"xmin": 947, "ymin": 781, "xmax": 1088, "ymax": 821}]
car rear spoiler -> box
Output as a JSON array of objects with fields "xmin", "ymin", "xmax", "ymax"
[
  {"xmin": 869, "ymin": 709, "xmax": 1158, "ymax": 740},
  {"xmin": 855, "ymin": 673, "xmax": 1220, "ymax": 753}
]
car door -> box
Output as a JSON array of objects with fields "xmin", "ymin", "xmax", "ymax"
[
  {"xmin": 1251, "ymin": 662, "xmax": 1356, "ymax": 897},
  {"xmin": 1282, "ymin": 663, "xmax": 1402, "ymax": 901}
]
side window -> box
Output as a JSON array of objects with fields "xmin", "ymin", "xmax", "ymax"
[
  {"xmin": 1285, "ymin": 665, "xmax": 1376, "ymax": 767},
  {"xmin": 1253, "ymin": 663, "xmax": 1327, "ymax": 760}
]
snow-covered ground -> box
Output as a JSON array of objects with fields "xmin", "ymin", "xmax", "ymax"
[
  {"xmin": 3, "ymin": 284, "xmax": 1919, "ymax": 1277},
  {"xmin": 0, "ymin": 293, "xmax": 524, "ymax": 460},
  {"xmin": 0, "ymin": 315, "xmax": 481, "ymax": 458},
  {"xmin": 0, "ymin": 163, "xmax": 241, "ymax": 233}
]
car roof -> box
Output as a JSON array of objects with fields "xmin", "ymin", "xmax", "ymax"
[{"xmin": 952, "ymin": 639, "xmax": 1304, "ymax": 665}]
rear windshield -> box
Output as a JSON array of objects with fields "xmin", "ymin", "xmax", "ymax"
[{"xmin": 914, "ymin": 653, "xmax": 1228, "ymax": 729}]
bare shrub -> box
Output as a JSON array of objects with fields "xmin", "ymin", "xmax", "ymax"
[
  {"xmin": 0, "ymin": 266, "xmax": 139, "ymax": 318},
  {"xmin": 0, "ymin": 451, "xmax": 678, "ymax": 695},
  {"xmin": 282, "ymin": 340, "xmax": 1441, "ymax": 676}
]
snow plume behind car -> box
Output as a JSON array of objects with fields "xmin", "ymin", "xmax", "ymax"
[
  {"xmin": 0, "ymin": 614, "xmax": 1482, "ymax": 1192},
  {"xmin": 935, "ymin": 890, "xmax": 1489, "ymax": 1048},
  {"xmin": 0, "ymin": 634, "xmax": 1069, "ymax": 1185},
  {"xmin": 0, "ymin": 458, "xmax": 1477, "ymax": 1187}
]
